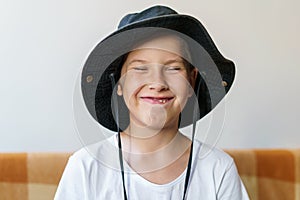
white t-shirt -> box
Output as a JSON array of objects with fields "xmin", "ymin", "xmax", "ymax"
[{"xmin": 55, "ymin": 135, "xmax": 249, "ymax": 200}]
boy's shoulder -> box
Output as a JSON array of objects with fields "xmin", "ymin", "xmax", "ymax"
[
  {"xmin": 69, "ymin": 135, "xmax": 118, "ymax": 165},
  {"xmin": 193, "ymin": 139, "xmax": 234, "ymax": 168}
]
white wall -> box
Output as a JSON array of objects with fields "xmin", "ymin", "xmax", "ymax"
[{"xmin": 0, "ymin": 0, "xmax": 299, "ymax": 152}]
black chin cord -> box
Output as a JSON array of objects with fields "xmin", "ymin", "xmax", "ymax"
[
  {"xmin": 110, "ymin": 74, "xmax": 128, "ymax": 200},
  {"xmin": 110, "ymin": 73, "xmax": 200, "ymax": 200},
  {"xmin": 182, "ymin": 80, "xmax": 201, "ymax": 200}
]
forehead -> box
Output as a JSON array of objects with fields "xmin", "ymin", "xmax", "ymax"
[
  {"xmin": 124, "ymin": 48, "xmax": 184, "ymax": 64},
  {"xmin": 119, "ymin": 34, "xmax": 191, "ymax": 74},
  {"xmin": 125, "ymin": 34, "xmax": 190, "ymax": 64},
  {"xmin": 133, "ymin": 34, "xmax": 189, "ymax": 58}
]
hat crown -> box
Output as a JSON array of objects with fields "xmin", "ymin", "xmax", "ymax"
[{"xmin": 118, "ymin": 5, "xmax": 178, "ymax": 29}]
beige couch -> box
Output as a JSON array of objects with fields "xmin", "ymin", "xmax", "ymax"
[{"xmin": 0, "ymin": 149, "xmax": 299, "ymax": 200}]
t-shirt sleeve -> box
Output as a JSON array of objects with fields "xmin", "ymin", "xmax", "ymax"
[
  {"xmin": 217, "ymin": 161, "xmax": 249, "ymax": 200},
  {"xmin": 54, "ymin": 154, "xmax": 94, "ymax": 200}
]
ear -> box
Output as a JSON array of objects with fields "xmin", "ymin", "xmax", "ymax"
[
  {"xmin": 117, "ymin": 84, "xmax": 123, "ymax": 96},
  {"xmin": 188, "ymin": 68, "xmax": 198, "ymax": 97}
]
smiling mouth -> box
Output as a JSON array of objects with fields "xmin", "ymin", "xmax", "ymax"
[{"xmin": 140, "ymin": 97, "xmax": 174, "ymax": 104}]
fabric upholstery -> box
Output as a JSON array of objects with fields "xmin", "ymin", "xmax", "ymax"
[
  {"xmin": 0, "ymin": 153, "xmax": 70, "ymax": 200},
  {"xmin": 226, "ymin": 149, "xmax": 300, "ymax": 200},
  {"xmin": 0, "ymin": 150, "xmax": 299, "ymax": 200}
]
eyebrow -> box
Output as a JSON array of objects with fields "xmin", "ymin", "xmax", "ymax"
[
  {"xmin": 164, "ymin": 58, "xmax": 185, "ymax": 65},
  {"xmin": 126, "ymin": 59, "xmax": 147, "ymax": 67}
]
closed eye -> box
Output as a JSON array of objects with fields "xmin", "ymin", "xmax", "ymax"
[
  {"xmin": 167, "ymin": 67, "xmax": 181, "ymax": 70},
  {"xmin": 165, "ymin": 66, "xmax": 184, "ymax": 72},
  {"xmin": 132, "ymin": 65, "xmax": 149, "ymax": 71}
]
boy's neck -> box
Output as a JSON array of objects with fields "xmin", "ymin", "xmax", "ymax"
[
  {"xmin": 120, "ymin": 124, "xmax": 191, "ymax": 174},
  {"xmin": 121, "ymin": 123, "xmax": 179, "ymax": 153}
]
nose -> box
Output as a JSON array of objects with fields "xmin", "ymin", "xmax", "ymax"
[
  {"xmin": 147, "ymin": 69, "xmax": 168, "ymax": 91},
  {"xmin": 148, "ymin": 82, "xmax": 168, "ymax": 91}
]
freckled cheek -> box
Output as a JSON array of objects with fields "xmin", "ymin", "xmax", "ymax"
[
  {"xmin": 168, "ymin": 78, "xmax": 191, "ymax": 96},
  {"xmin": 121, "ymin": 76, "xmax": 145, "ymax": 105}
]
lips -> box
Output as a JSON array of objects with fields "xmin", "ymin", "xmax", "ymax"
[{"xmin": 140, "ymin": 96, "xmax": 174, "ymax": 104}]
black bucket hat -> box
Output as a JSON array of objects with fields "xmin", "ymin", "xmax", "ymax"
[{"xmin": 81, "ymin": 5, "xmax": 235, "ymax": 132}]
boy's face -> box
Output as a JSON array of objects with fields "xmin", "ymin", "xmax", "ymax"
[{"xmin": 117, "ymin": 35, "xmax": 197, "ymax": 132}]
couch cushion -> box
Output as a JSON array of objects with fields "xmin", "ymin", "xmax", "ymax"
[{"xmin": 0, "ymin": 153, "xmax": 70, "ymax": 200}]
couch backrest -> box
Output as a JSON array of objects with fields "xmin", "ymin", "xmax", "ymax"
[{"xmin": 1, "ymin": 150, "xmax": 299, "ymax": 200}]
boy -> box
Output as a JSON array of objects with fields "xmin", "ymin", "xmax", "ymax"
[{"xmin": 55, "ymin": 5, "xmax": 249, "ymax": 200}]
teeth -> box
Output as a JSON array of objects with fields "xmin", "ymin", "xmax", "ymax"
[{"xmin": 159, "ymin": 99, "xmax": 167, "ymax": 103}]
